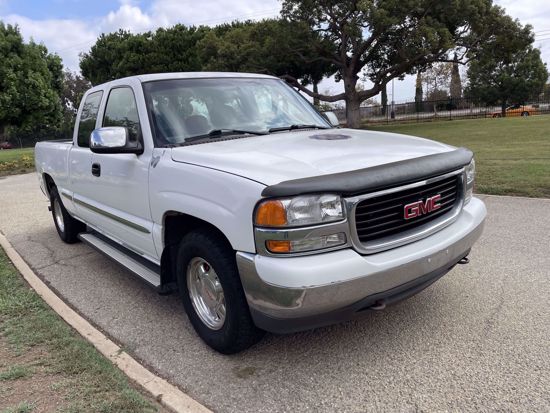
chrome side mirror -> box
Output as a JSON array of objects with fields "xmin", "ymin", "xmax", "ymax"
[
  {"xmin": 90, "ymin": 127, "xmax": 142, "ymax": 154},
  {"xmin": 322, "ymin": 111, "xmax": 340, "ymax": 127}
]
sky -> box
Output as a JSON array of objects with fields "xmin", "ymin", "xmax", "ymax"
[{"xmin": 1, "ymin": 0, "xmax": 549, "ymax": 104}]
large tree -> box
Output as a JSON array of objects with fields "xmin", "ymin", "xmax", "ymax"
[
  {"xmin": 467, "ymin": 47, "xmax": 547, "ymax": 115},
  {"xmin": 61, "ymin": 70, "xmax": 91, "ymax": 114},
  {"xmin": 450, "ymin": 57, "xmax": 463, "ymax": 100},
  {"xmin": 81, "ymin": 19, "xmax": 336, "ymax": 104},
  {"xmin": 80, "ymin": 30, "xmax": 126, "ymax": 85},
  {"xmin": 0, "ymin": 22, "xmax": 63, "ymax": 141},
  {"xmin": 59, "ymin": 70, "xmax": 91, "ymax": 136},
  {"xmin": 80, "ymin": 30, "xmax": 153, "ymax": 85},
  {"xmin": 145, "ymin": 25, "xmax": 211, "ymax": 74},
  {"xmin": 80, "ymin": 26, "xmax": 209, "ymax": 85},
  {"xmin": 465, "ymin": 17, "xmax": 548, "ymax": 115},
  {"xmin": 280, "ymin": 0, "xmax": 518, "ymax": 127},
  {"xmin": 198, "ymin": 19, "xmax": 336, "ymax": 105},
  {"xmin": 423, "ymin": 63, "xmax": 453, "ymax": 98}
]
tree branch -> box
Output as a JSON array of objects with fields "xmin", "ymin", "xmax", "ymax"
[
  {"xmin": 281, "ymin": 75, "xmax": 346, "ymax": 102},
  {"xmin": 357, "ymin": 83, "xmax": 382, "ymax": 101}
]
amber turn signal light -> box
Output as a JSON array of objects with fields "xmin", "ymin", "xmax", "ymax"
[
  {"xmin": 266, "ymin": 240, "xmax": 291, "ymax": 253},
  {"xmin": 255, "ymin": 200, "xmax": 287, "ymax": 227}
]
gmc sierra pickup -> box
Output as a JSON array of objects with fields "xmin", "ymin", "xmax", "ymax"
[{"xmin": 35, "ymin": 72, "xmax": 486, "ymax": 354}]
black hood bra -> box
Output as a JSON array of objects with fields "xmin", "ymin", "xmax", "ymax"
[{"xmin": 262, "ymin": 147, "xmax": 473, "ymax": 197}]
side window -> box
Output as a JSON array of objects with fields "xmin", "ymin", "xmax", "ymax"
[
  {"xmin": 102, "ymin": 87, "xmax": 142, "ymax": 144},
  {"xmin": 77, "ymin": 91, "xmax": 103, "ymax": 147}
]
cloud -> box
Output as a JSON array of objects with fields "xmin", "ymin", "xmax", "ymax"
[
  {"xmin": 150, "ymin": 0, "xmax": 279, "ymax": 27},
  {"xmin": 1, "ymin": 14, "xmax": 97, "ymax": 70},
  {"xmin": 1, "ymin": 0, "xmax": 279, "ymax": 71},
  {"xmin": 102, "ymin": 3, "xmax": 154, "ymax": 33}
]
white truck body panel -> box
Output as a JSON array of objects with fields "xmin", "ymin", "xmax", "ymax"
[{"xmin": 148, "ymin": 148, "xmax": 265, "ymax": 255}]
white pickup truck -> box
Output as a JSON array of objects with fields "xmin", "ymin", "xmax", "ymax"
[{"xmin": 35, "ymin": 72, "xmax": 486, "ymax": 354}]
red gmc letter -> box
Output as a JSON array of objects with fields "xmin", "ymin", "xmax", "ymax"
[
  {"xmin": 430, "ymin": 194, "xmax": 442, "ymax": 211},
  {"xmin": 404, "ymin": 194, "xmax": 442, "ymax": 220}
]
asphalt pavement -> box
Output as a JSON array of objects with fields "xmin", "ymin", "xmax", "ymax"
[{"xmin": 0, "ymin": 173, "xmax": 548, "ymax": 412}]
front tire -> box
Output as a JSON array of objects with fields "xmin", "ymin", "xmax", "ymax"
[
  {"xmin": 50, "ymin": 186, "xmax": 86, "ymax": 243},
  {"xmin": 176, "ymin": 228, "xmax": 264, "ymax": 354},
  {"xmin": 521, "ymin": 111, "xmax": 530, "ymax": 117}
]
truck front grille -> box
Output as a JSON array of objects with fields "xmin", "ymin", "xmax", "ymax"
[{"xmin": 354, "ymin": 174, "xmax": 461, "ymax": 244}]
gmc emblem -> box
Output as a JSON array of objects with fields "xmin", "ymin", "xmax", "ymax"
[{"xmin": 404, "ymin": 194, "xmax": 442, "ymax": 220}]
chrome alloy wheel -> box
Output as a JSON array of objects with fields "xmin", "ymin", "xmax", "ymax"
[
  {"xmin": 53, "ymin": 197, "xmax": 65, "ymax": 233},
  {"xmin": 186, "ymin": 257, "xmax": 226, "ymax": 330}
]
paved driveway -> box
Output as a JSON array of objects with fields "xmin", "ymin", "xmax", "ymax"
[{"xmin": 1, "ymin": 173, "xmax": 549, "ymax": 412}]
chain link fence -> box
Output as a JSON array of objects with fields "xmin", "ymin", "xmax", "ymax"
[{"xmin": 1, "ymin": 125, "xmax": 72, "ymax": 149}]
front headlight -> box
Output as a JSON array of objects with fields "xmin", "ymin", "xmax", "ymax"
[
  {"xmin": 254, "ymin": 194, "xmax": 347, "ymax": 254},
  {"xmin": 464, "ymin": 158, "xmax": 476, "ymax": 204},
  {"xmin": 255, "ymin": 194, "xmax": 344, "ymax": 227}
]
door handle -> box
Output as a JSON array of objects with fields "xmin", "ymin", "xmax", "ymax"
[{"xmin": 91, "ymin": 163, "xmax": 101, "ymax": 177}]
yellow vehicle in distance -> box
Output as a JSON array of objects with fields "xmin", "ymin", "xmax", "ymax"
[{"xmin": 492, "ymin": 104, "xmax": 537, "ymax": 118}]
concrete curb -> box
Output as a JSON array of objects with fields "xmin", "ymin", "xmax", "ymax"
[
  {"xmin": 0, "ymin": 233, "xmax": 212, "ymax": 413},
  {"xmin": 477, "ymin": 193, "xmax": 550, "ymax": 202}
]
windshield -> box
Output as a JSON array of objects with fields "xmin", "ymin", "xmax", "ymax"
[{"xmin": 142, "ymin": 78, "xmax": 331, "ymax": 145}]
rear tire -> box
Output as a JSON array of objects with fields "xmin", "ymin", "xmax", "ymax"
[
  {"xmin": 50, "ymin": 187, "xmax": 86, "ymax": 244},
  {"xmin": 521, "ymin": 111, "xmax": 530, "ymax": 117},
  {"xmin": 176, "ymin": 228, "xmax": 264, "ymax": 354}
]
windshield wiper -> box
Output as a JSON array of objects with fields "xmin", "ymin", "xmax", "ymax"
[
  {"xmin": 268, "ymin": 124, "xmax": 330, "ymax": 133},
  {"xmin": 185, "ymin": 129, "xmax": 267, "ymax": 143}
]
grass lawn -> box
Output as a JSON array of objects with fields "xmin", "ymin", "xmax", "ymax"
[
  {"xmin": 0, "ymin": 248, "xmax": 167, "ymax": 413},
  {"xmin": 0, "ymin": 148, "xmax": 35, "ymax": 177},
  {"xmin": 367, "ymin": 116, "xmax": 550, "ymax": 198}
]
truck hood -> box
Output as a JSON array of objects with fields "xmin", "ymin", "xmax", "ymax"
[{"xmin": 170, "ymin": 128, "xmax": 454, "ymax": 186}]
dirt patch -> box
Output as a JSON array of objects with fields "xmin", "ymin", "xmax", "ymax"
[{"xmin": 0, "ymin": 337, "xmax": 68, "ymax": 412}]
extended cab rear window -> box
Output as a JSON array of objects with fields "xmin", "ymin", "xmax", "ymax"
[{"xmin": 77, "ymin": 91, "xmax": 103, "ymax": 147}]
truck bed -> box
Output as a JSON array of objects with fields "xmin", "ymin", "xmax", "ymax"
[{"xmin": 35, "ymin": 140, "xmax": 73, "ymax": 195}]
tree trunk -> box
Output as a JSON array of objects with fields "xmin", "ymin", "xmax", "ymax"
[
  {"xmin": 346, "ymin": 97, "xmax": 361, "ymax": 128},
  {"xmin": 381, "ymin": 85, "xmax": 388, "ymax": 116},
  {"xmin": 415, "ymin": 71, "xmax": 423, "ymax": 113},
  {"xmin": 342, "ymin": 71, "xmax": 362, "ymax": 128},
  {"xmin": 501, "ymin": 102, "xmax": 507, "ymax": 117},
  {"xmin": 313, "ymin": 82, "xmax": 320, "ymax": 107}
]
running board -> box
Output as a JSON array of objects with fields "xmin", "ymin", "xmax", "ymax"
[{"xmin": 78, "ymin": 232, "xmax": 161, "ymax": 288}]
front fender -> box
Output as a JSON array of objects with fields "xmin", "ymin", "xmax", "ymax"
[{"xmin": 149, "ymin": 155, "xmax": 266, "ymax": 254}]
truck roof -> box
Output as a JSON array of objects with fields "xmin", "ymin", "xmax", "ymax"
[
  {"xmin": 90, "ymin": 72, "xmax": 278, "ymax": 91},
  {"xmin": 137, "ymin": 72, "xmax": 277, "ymax": 82}
]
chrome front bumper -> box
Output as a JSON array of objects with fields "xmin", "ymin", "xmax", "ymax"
[{"xmin": 237, "ymin": 197, "xmax": 486, "ymax": 333}]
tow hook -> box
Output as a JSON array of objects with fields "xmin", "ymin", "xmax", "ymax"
[{"xmin": 458, "ymin": 256, "xmax": 470, "ymax": 265}]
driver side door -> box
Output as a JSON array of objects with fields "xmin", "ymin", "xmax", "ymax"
[{"xmin": 86, "ymin": 85, "xmax": 157, "ymax": 262}]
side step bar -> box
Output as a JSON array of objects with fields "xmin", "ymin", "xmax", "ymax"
[{"xmin": 78, "ymin": 232, "xmax": 161, "ymax": 288}]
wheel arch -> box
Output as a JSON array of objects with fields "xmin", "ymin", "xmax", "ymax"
[
  {"xmin": 159, "ymin": 211, "xmax": 235, "ymax": 292},
  {"xmin": 42, "ymin": 173, "xmax": 56, "ymax": 197}
]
